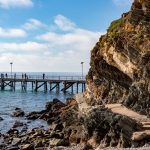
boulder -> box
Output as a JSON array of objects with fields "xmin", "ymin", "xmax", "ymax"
[
  {"xmin": 45, "ymin": 98, "xmax": 66, "ymax": 112},
  {"xmin": 7, "ymin": 128, "xmax": 19, "ymax": 135},
  {"xmin": 6, "ymin": 145, "xmax": 19, "ymax": 150},
  {"xmin": 26, "ymin": 111, "xmax": 40, "ymax": 120},
  {"xmin": 34, "ymin": 140, "xmax": 44, "ymax": 148},
  {"xmin": 13, "ymin": 121, "xmax": 24, "ymax": 128},
  {"xmin": 12, "ymin": 109, "xmax": 25, "ymax": 117},
  {"xmin": 49, "ymin": 131, "xmax": 64, "ymax": 139},
  {"xmin": 21, "ymin": 144, "xmax": 34, "ymax": 150},
  {"xmin": 0, "ymin": 116, "xmax": 4, "ymax": 121},
  {"xmin": 0, "ymin": 144, "xmax": 6, "ymax": 149},
  {"xmin": 50, "ymin": 123, "xmax": 64, "ymax": 131},
  {"xmin": 12, "ymin": 138, "xmax": 21, "ymax": 145},
  {"xmin": 49, "ymin": 138, "xmax": 69, "ymax": 146},
  {"xmin": 132, "ymin": 130, "xmax": 150, "ymax": 141}
]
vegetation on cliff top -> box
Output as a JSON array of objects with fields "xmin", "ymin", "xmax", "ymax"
[{"xmin": 108, "ymin": 18, "xmax": 123, "ymax": 33}]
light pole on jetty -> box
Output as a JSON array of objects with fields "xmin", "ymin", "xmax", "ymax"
[
  {"xmin": 81, "ymin": 62, "xmax": 84, "ymax": 80},
  {"xmin": 10, "ymin": 62, "xmax": 13, "ymax": 77}
]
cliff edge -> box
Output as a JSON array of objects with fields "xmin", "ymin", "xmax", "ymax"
[{"xmin": 85, "ymin": 0, "xmax": 150, "ymax": 117}]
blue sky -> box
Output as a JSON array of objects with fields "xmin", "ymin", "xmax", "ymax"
[{"xmin": 0, "ymin": 0, "xmax": 133, "ymax": 73}]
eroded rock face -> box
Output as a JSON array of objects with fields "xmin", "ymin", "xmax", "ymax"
[
  {"xmin": 85, "ymin": 0, "xmax": 150, "ymax": 116},
  {"xmin": 83, "ymin": 106, "xmax": 142, "ymax": 148}
]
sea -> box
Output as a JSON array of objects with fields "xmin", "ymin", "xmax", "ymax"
[{"xmin": 0, "ymin": 72, "xmax": 85, "ymax": 135}]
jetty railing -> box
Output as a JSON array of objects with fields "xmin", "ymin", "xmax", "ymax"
[{"xmin": 0, "ymin": 74, "xmax": 86, "ymax": 81}]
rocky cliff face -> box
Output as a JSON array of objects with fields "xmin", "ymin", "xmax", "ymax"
[{"xmin": 85, "ymin": 0, "xmax": 150, "ymax": 117}]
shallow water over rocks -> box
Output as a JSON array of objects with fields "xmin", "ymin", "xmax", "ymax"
[{"xmin": 0, "ymin": 90, "xmax": 73, "ymax": 134}]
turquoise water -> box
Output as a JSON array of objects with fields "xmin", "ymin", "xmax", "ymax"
[{"xmin": 0, "ymin": 72, "xmax": 84, "ymax": 134}]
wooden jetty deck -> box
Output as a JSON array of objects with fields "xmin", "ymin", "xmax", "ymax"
[{"xmin": 0, "ymin": 74, "xmax": 86, "ymax": 93}]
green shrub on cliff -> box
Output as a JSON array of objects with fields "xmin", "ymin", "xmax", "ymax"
[{"xmin": 108, "ymin": 18, "xmax": 123, "ymax": 32}]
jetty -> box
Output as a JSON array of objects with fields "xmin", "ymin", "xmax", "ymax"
[{"xmin": 0, "ymin": 74, "xmax": 86, "ymax": 93}]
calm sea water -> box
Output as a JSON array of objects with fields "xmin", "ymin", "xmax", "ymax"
[{"xmin": 0, "ymin": 72, "xmax": 85, "ymax": 134}]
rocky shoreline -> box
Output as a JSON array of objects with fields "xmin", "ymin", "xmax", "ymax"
[{"xmin": 0, "ymin": 96, "xmax": 149, "ymax": 150}]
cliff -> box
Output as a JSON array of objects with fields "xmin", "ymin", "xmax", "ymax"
[{"xmin": 85, "ymin": 0, "xmax": 150, "ymax": 117}]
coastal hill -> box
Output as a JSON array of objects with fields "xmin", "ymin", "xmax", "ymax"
[{"xmin": 85, "ymin": 0, "xmax": 150, "ymax": 117}]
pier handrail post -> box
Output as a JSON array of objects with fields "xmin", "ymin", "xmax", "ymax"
[
  {"xmin": 1, "ymin": 73, "xmax": 4, "ymax": 79},
  {"xmin": 10, "ymin": 62, "xmax": 13, "ymax": 78},
  {"xmin": 81, "ymin": 62, "xmax": 84, "ymax": 80}
]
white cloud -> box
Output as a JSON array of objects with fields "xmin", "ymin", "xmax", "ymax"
[
  {"xmin": 37, "ymin": 29, "xmax": 101, "ymax": 51},
  {"xmin": 37, "ymin": 15, "xmax": 102, "ymax": 50},
  {"xmin": 54, "ymin": 14, "xmax": 76, "ymax": 31},
  {"xmin": 23, "ymin": 19, "xmax": 47, "ymax": 30},
  {"xmin": 0, "ymin": 0, "xmax": 33, "ymax": 9},
  {"xmin": 0, "ymin": 15, "xmax": 104, "ymax": 72},
  {"xmin": 0, "ymin": 27, "xmax": 27, "ymax": 37},
  {"xmin": 0, "ymin": 42, "xmax": 49, "ymax": 53},
  {"xmin": 112, "ymin": 0, "xmax": 134, "ymax": 6}
]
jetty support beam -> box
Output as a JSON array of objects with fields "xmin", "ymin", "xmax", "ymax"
[
  {"xmin": 50, "ymin": 82, "xmax": 60, "ymax": 92},
  {"xmin": 61, "ymin": 82, "xmax": 75, "ymax": 93}
]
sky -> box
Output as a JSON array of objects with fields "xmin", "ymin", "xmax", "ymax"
[{"xmin": 0, "ymin": 0, "xmax": 133, "ymax": 73}]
